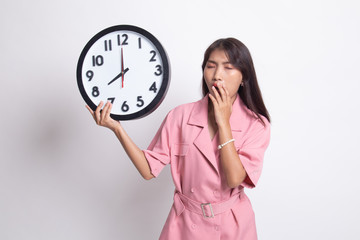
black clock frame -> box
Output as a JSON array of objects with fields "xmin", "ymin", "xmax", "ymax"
[{"xmin": 76, "ymin": 25, "xmax": 170, "ymax": 120}]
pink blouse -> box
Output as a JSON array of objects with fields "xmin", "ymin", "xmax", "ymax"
[{"xmin": 143, "ymin": 95, "xmax": 271, "ymax": 240}]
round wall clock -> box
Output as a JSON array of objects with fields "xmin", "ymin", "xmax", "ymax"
[{"xmin": 76, "ymin": 25, "xmax": 170, "ymax": 120}]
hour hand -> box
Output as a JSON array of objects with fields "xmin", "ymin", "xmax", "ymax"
[{"xmin": 108, "ymin": 68, "xmax": 129, "ymax": 85}]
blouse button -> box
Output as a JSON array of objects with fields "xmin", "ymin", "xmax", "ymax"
[
  {"xmin": 213, "ymin": 190, "xmax": 219, "ymax": 197},
  {"xmin": 192, "ymin": 223, "xmax": 197, "ymax": 229},
  {"xmin": 190, "ymin": 188, "xmax": 195, "ymax": 193}
]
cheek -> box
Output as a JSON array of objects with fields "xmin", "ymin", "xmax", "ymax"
[
  {"xmin": 203, "ymin": 70, "xmax": 212, "ymax": 84},
  {"xmin": 225, "ymin": 75, "xmax": 243, "ymax": 93}
]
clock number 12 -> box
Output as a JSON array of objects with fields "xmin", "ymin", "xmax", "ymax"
[{"xmin": 117, "ymin": 34, "xmax": 129, "ymax": 46}]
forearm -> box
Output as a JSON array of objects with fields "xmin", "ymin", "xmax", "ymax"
[
  {"xmin": 218, "ymin": 123, "xmax": 247, "ymax": 188},
  {"xmin": 113, "ymin": 125, "xmax": 154, "ymax": 180}
]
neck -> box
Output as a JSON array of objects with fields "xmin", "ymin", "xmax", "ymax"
[
  {"xmin": 207, "ymin": 100, "xmax": 218, "ymax": 140},
  {"xmin": 207, "ymin": 99, "xmax": 214, "ymax": 116},
  {"xmin": 207, "ymin": 100, "xmax": 217, "ymax": 126}
]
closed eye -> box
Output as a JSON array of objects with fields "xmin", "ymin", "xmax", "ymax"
[{"xmin": 224, "ymin": 64, "xmax": 234, "ymax": 69}]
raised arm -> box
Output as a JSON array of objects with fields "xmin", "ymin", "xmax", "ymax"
[
  {"xmin": 209, "ymin": 84, "xmax": 246, "ymax": 188},
  {"xmin": 86, "ymin": 101, "xmax": 154, "ymax": 180}
]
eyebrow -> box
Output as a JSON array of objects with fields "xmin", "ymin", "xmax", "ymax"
[{"xmin": 207, "ymin": 60, "xmax": 232, "ymax": 65}]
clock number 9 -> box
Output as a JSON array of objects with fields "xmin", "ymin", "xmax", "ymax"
[{"xmin": 86, "ymin": 70, "xmax": 94, "ymax": 81}]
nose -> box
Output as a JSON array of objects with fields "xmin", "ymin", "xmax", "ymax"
[{"xmin": 213, "ymin": 67, "xmax": 222, "ymax": 81}]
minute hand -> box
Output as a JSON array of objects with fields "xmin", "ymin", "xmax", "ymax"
[{"xmin": 107, "ymin": 68, "xmax": 129, "ymax": 85}]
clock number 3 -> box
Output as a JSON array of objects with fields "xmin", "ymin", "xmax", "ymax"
[{"xmin": 154, "ymin": 65, "xmax": 162, "ymax": 76}]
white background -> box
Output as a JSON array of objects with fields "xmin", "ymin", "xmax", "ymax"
[{"xmin": 1, "ymin": 0, "xmax": 359, "ymax": 239}]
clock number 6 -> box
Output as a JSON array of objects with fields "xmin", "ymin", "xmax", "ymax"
[{"xmin": 121, "ymin": 101, "xmax": 130, "ymax": 112}]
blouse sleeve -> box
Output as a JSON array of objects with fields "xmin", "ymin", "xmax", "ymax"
[
  {"xmin": 142, "ymin": 112, "xmax": 172, "ymax": 177},
  {"xmin": 238, "ymin": 118, "xmax": 271, "ymax": 188}
]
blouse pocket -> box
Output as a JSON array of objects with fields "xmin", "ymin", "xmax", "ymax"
[{"xmin": 172, "ymin": 143, "xmax": 189, "ymax": 174}]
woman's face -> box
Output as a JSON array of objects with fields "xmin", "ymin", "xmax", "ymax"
[{"xmin": 203, "ymin": 49, "xmax": 243, "ymax": 103}]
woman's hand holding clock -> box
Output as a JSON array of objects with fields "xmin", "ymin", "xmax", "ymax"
[
  {"xmin": 86, "ymin": 101, "xmax": 154, "ymax": 180},
  {"xmin": 86, "ymin": 101, "xmax": 120, "ymax": 132}
]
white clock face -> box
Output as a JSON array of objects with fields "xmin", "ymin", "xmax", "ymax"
[{"xmin": 77, "ymin": 25, "xmax": 170, "ymax": 120}]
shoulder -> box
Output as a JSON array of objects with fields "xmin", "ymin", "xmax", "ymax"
[
  {"xmin": 235, "ymin": 99, "xmax": 270, "ymax": 134},
  {"xmin": 244, "ymin": 113, "xmax": 271, "ymax": 142}
]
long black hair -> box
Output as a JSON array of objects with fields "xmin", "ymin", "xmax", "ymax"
[{"xmin": 202, "ymin": 38, "xmax": 270, "ymax": 124}]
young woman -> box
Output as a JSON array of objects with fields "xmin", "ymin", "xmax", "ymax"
[{"xmin": 86, "ymin": 38, "xmax": 271, "ymax": 240}]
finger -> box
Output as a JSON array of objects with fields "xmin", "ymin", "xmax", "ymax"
[
  {"xmin": 223, "ymin": 87, "xmax": 231, "ymax": 104},
  {"xmin": 212, "ymin": 86, "xmax": 221, "ymax": 101},
  {"xmin": 208, "ymin": 93, "xmax": 218, "ymax": 107},
  {"xmin": 101, "ymin": 101, "xmax": 110, "ymax": 121},
  {"xmin": 223, "ymin": 85, "xmax": 230, "ymax": 96},
  {"xmin": 85, "ymin": 105, "xmax": 94, "ymax": 115},
  {"xmin": 95, "ymin": 101, "xmax": 104, "ymax": 124},
  {"xmin": 105, "ymin": 102, "xmax": 113, "ymax": 118},
  {"xmin": 215, "ymin": 85, "xmax": 226, "ymax": 103},
  {"xmin": 85, "ymin": 105, "xmax": 97, "ymax": 122},
  {"xmin": 220, "ymin": 83, "xmax": 230, "ymax": 102},
  {"xmin": 217, "ymin": 84, "xmax": 226, "ymax": 101}
]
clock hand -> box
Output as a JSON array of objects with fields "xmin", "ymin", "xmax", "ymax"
[
  {"xmin": 121, "ymin": 46, "xmax": 124, "ymax": 88},
  {"xmin": 107, "ymin": 68, "xmax": 129, "ymax": 85}
]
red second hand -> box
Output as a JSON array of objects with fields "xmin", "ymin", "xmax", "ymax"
[{"xmin": 121, "ymin": 46, "xmax": 124, "ymax": 88}]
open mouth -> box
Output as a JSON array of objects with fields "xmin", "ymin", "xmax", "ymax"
[{"xmin": 213, "ymin": 83, "xmax": 219, "ymax": 91}]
